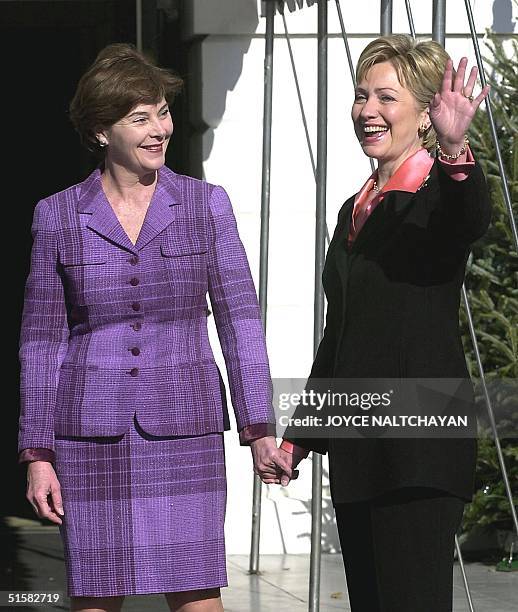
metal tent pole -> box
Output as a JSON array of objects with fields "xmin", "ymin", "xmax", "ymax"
[
  {"xmin": 136, "ymin": 0, "xmax": 143, "ymax": 52},
  {"xmin": 280, "ymin": 10, "xmax": 316, "ymax": 179},
  {"xmin": 463, "ymin": 0, "xmax": 518, "ymax": 252},
  {"xmin": 334, "ymin": 0, "xmax": 375, "ymax": 174},
  {"xmin": 432, "ymin": 0, "xmax": 446, "ymax": 45},
  {"xmin": 427, "ymin": 9, "xmax": 478, "ymax": 605},
  {"xmin": 334, "ymin": 0, "xmax": 355, "ymax": 85},
  {"xmin": 280, "ymin": 7, "xmax": 332, "ymax": 245},
  {"xmin": 455, "ymin": 535, "xmax": 476, "ymax": 612},
  {"xmin": 405, "ymin": 0, "xmax": 416, "ymax": 39},
  {"xmin": 308, "ymin": 2, "xmax": 328, "ymax": 610},
  {"xmin": 431, "ymin": 4, "xmax": 478, "ymax": 606},
  {"xmin": 380, "ymin": 0, "xmax": 393, "ymax": 35},
  {"xmin": 249, "ymin": 0, "xmax": 276, "ymax": 575}
]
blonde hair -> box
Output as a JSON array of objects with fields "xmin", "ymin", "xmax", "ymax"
[{"xmin": 356, "ymin": 34, "xmax": 450, "ymax": 151}]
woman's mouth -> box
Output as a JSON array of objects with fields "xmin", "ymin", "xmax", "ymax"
[
  {"xmin": 362, "ymin": 126, "xmax": 388, "ymax": 145},
  {"xmin": 141, "ymin": 144, "xmax": 163, "ymax": 153}
]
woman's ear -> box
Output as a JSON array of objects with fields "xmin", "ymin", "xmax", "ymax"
[
  {"xmin": 418, "ymin": 108, "xmax": 431, "ymax": 136},
  {"xmin": 95, "ymin": 132, "xmax": 109, "ymax": 147},
  {"xmin": 422, "ymin": 108, "xmax": 431, "ymax": 131}
]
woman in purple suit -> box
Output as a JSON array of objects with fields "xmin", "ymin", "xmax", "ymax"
[{"xmin": 19, "ymin": 44, "xmax": 289, "ymax": 612}]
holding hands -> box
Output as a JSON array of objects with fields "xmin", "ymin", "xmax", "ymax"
[
  {"xmin": 250, "ymin": 437, "xmax": 305, "ymax": 486},
  {"xmin": 429, "ymin": 57, "xmax": 490, "ymax": 155}
]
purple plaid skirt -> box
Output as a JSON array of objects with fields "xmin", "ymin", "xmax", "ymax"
[{"xmin": 54, "ymin": 416, "xmax": 227, "ymax": 597}]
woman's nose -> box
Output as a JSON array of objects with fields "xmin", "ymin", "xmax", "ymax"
[
  {"xmin": 150, "ymin": 117, "xmax": 167, "ymax": 138},
  {"xmin": 359, "ymin": 96, "xmax": 379, "ymax": 119}
]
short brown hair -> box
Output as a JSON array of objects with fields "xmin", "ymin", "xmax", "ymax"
[
  {"xmin": 69, "ymin": 43, "xmax": 183, "ymax": 153},
  {"xmin": 356, "ymin": 34, "xmax": 450, "ymax": 151}
]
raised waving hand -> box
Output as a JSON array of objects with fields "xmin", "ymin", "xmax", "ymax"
[{"xmin": 429, "ymin": 57, "xmax": 490, "ymax": 153}]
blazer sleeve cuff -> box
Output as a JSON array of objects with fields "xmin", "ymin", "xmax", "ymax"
[
  {"xmin": 282, "ymin": 436, "xmax": 328, "ymax": 455},
  {"xmin": 280, "ymin": 440, "xmax": 310, "ymax": 458},
  {"xmin": 239, "ymin": 422, "xmax": 277, "ymax": 445},
  {"xmin": 437, "ymin": 145, "xmax": 475, "ymax": 182},
  {"xmin": 18, "ymin": 448, "xmax": 56, "ymax": 464}
]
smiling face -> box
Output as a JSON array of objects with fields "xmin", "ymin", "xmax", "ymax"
[
  {"xmin": 97, "ymin": 98, "xmax": 173, "ymax": 176},
  {"xmin": 351, "ymin": 61, "xmax": 430, "ymax": 169}
]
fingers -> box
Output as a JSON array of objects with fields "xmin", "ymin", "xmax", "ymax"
[
  {"xmin": 254, "ymin": 455, "xmax": 291, "ymax": 486},
  {"xmin": 252, "ymin": 442, "xmax": 291, "ymax": 475},
  {"xmin": 255, "ymin": 453, "xmax": 302, "ymax": 486},
  {"xmin": 440, "ymin": 58, "xmax": 454, "ymax": 95},
  {"xmin": 278, "ymin": 467, "xmax": 300, "ymax": 487},
  {"xmin": 255, "ymin": 454, "xmax": 285, "ymax": 475},
  {"xmin": 429, "ymin": 92, "xmax": 440, "ymax": 109},
  {"xmin": 472, "ymin": 84, "xmax": 491, "ymax": 109},
  {"xmin": 453, "ymin": 58, "xmax": 489, "ymax": 107},
  {"xmin": 253, "ymin": 466, "xmax": 282, "ymax": 485},
  {"xmin": 437, "ymin": 56, "xmax": 489, "ymax": 119},
  {"xmin": 49, "ymin": 482, "xmax": 65, "ymax": 519},
  {"xmin": 453, "ymin": 57, "xmax": 468, "ymax": 93},
  {"xmin": 255, "ymin": 465, "xmax": 299, "ymax": 486},
  {"xmin": 462, "ymin": 65, "xmax": 478, "ymax": 97},
  {"xmin": 250, "ymin": 440, "xmax": 305, "ymax": 486},
  {"xmin": 254, "ymin": 460, "xmax": 289, "ymax": 481},
  {"xmin": 26, "ymin": 463, "xmax": 64, "ymax": 525},
  {"xmin": 271, "ymin": 453, "xmax": 293, "ymax": 478},
  {"xmin": 28, "ymin": 490, "xmax": 63, "ymax": 525},
  {"xmin": 265, "ymin": 478, "xmax": 282, "ymax": 485},
  {"xmin": 280, "ymin": 474, "xmax": 290, "ymax": 487}
]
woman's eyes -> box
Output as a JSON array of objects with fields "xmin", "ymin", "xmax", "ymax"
[
  {"xmin": 133, "ymin": 110, "xmax": 170, "ymax": 123},
  {"xmin": 354, "ymin": 94, "xmax": 395, "ymax": 102}
]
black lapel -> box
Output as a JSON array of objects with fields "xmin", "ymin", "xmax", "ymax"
[
  {"xmin": 327, "ymin": 189, "xmax": 419, "ymax": 296},
  {"xmin": 327, "ymin": 198, "xmax": 354, "ymax": 292},
  {"xmin": 350, "ymin": 190, "xmax": 418, "ymax": 252}
]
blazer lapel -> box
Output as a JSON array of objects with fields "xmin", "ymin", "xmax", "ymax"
[
  {"xmin": 331, "ymin": 189, "xmax": 417, "ymax": 291},
  {"xmin": 135, "ymin": 167, "xmax": 182, "ymax": 251},
  {"xmin": 77, "ymin": 169, "xmax": 138, "ymax": 254},
  {"xmin": 350, "ymin": 190, "xmax": 417, "ymax": 252},
  {"xmin": 77, "ymin": 166, "xmax": 182, "ymax": 254},
  {"xmin": 381, "ymin": 189, "xmax": 419, "ymax": 216},
  {"xmin": 331, "ymin": 198, "xmax": 354, "ymax": 291}
]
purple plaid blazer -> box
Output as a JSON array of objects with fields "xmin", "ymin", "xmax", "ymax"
[{"xmin": 18, "ymin": 166, "xmax": 275, "ymax": 454}]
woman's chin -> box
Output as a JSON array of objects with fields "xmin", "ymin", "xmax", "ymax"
[
  {"xmin": 136, "ymin": 159, "xmax": 165, "ymax": 175},
  {"xmin": 360, "ymin": 145, "xmax": 383, "ymax": 160}
]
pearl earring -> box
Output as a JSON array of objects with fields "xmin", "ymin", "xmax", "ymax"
[{"xmin": 98, "ymin": 139, "xmax": 108, "ymax": 148}]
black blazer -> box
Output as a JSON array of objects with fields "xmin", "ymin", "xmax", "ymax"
[{"xmin": 285, "ymin": 159, "xmax": 492, "ymax": 503}]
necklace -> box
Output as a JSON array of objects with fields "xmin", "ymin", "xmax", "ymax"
[{"xmin": 372, "ymin": 180, "xmax": 380, "ymax": 192}]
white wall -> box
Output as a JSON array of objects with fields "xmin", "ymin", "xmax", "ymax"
[{"xmin": 182, "ymin": 0, "xmax": 516, "ymax": 554}]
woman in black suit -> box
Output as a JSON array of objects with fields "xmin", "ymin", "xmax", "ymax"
[{"xmin": 275, "ymin": 35, "xmax": 491, "ymax": 612}]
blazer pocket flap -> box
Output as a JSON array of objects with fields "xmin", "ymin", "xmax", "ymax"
[
  {"xmin": 59, "ymin": 250, "xmax": 107, "ymax": 266},
  {"xmin": 161, "ymin": 241, "xmax": 207, "ymax": 257}
]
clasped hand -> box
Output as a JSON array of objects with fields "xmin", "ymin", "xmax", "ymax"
[{"xmin": 250, "ymin": 436, "xmax": 304, "ymax": 486}]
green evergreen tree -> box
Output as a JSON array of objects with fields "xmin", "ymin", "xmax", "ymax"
[{"xmin": 461, "ymin": 33, "xmax": 518, "ymax": 542}]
